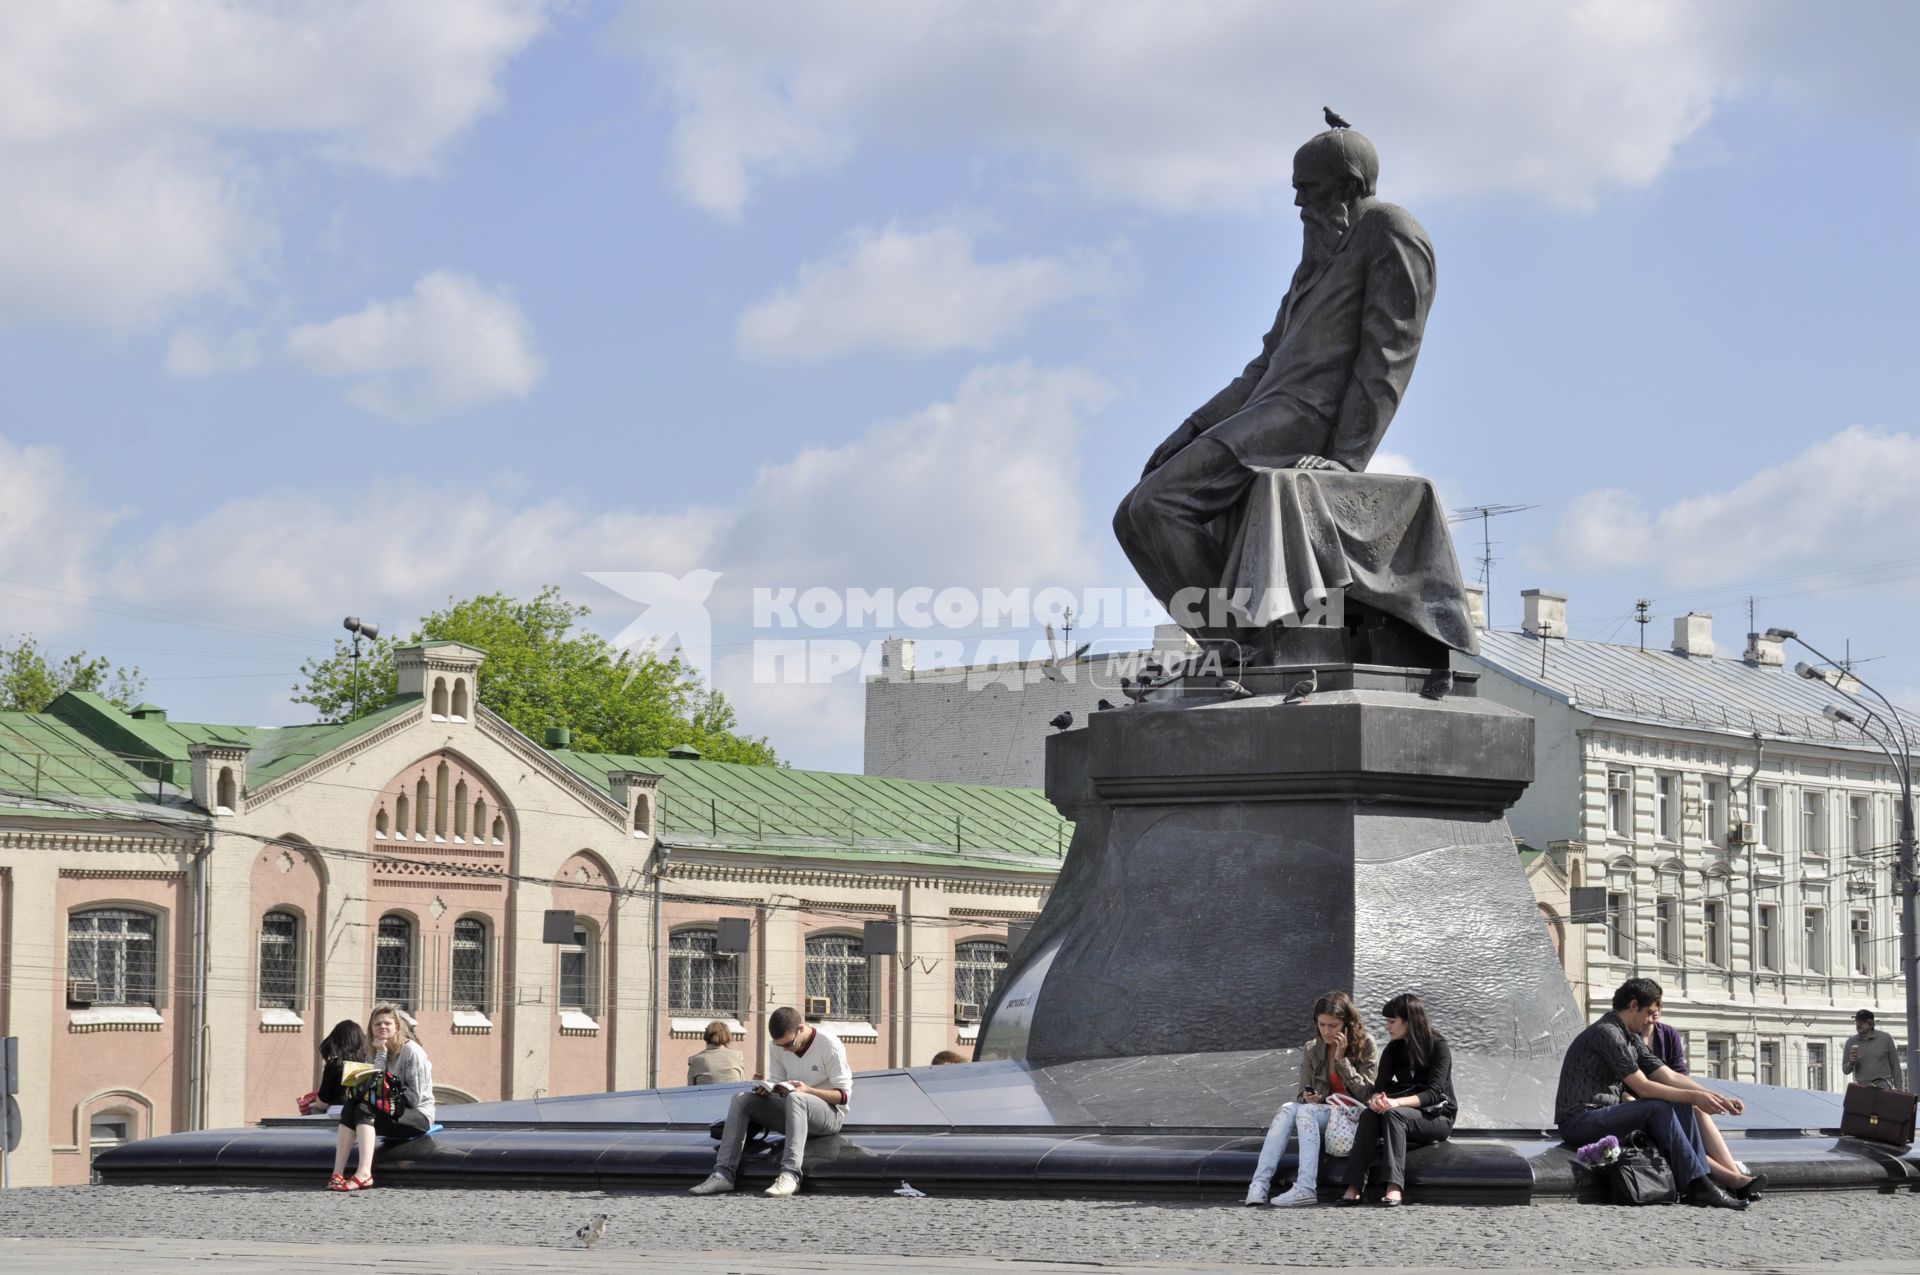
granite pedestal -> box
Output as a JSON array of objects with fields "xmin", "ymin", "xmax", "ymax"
[{"xmin": 976, "ymin": 673, "xmax": 1585, "ymax": 1101}]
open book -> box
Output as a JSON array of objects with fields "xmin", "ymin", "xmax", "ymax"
[
  {"xmin": 339, "ymin": 1061, "xmax": 381, "ymax": 1088},
  {"xmin": 751, "ymin": 1080, "xmax": 796, "ymax": 1097}
]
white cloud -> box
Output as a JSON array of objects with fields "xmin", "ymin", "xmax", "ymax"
[
  {"xmin": 737, "ymin": 224, "xmax": 1121, "ymax": 361},
  {"xmin": 286, "ymin": 270, "xmax": 545, "ymax": 421},
  {"xmin": 616, "ymin": 1, "xmax": 1917, "ymax": 219},
  {"xmin": 0, "ymin": 434, "xmax": 122, "ymax": 636},
  {"xmin": 164, "ymin": 328, "xmax": 263, "ymax": 378},
  {"xmin": 0, "ymin": 2, "xmax": 554, "ymax": 328},
  {"xmin": 1550, "ymin": 426, "xmax": 1920, "ymax": 587},
  {"xmin": 718, "ymin": 362, "xmax": 1113, "ymax": 593}
]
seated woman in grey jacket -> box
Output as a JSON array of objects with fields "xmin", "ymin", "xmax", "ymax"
[
  {"xmin": 326, "ymin": 1004, "xmax": 437, "ymax": 1191},
  {"xmin": 1246, "ymin": 991, "xmax": 1378, "ymax": 1206}
]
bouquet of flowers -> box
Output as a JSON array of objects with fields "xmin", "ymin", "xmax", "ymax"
[{"xmin": 1575, "ymin": 1134, "xmax": 1622, "ymax": 1167}]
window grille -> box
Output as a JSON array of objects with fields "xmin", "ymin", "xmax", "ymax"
[
  {"xmin": 805, "ymin": 933, "xmax": 869, "ymax": 1022},
  {"xmin": 258, "ymin": 910, "xmax": 299, "ymax": 1009},
  {"xmin": 67, "ymin": 908, "xmax": 158, "ymax": 1006},
  {"xmin": 1807, "ymin": 1042, "xmax": 1829, "ymax": 1092},
  {"xmin": 374, "ymin": 915, "xmax": 414, "ymax": 1009},
  {"xmin": 954, "ymin": 939, "xmax": 1009, "ymax": 1011},
  {"xmin": 559, "ymin": 925, "xmax": 593, "ymax": 1011},
  {"xmin": 669, "ymin": 928, "xmax": 738, "ymax": 1015},
  {"xmin": 451, "ymin": 917, "xmax": 488, "ymax": 1012}
]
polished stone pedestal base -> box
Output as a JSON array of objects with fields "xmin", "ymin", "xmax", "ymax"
[{"xmin": 976, "ymin": 683, "xmax": 1584, "ymax": 1079}]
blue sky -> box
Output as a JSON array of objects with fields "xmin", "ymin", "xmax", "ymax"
[{"xmin": 3, "ymin": 1, "xmax": 1918, "ymax": 771}]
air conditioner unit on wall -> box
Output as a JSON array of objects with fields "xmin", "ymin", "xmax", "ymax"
[
  {"xmin": 66, "ymin": 978, "xmax": 99, "ymax": 1006},
  {"xmin": 1607, "ymin": 772, "xmax": 1633, "ymax": 792},
  {"xmin": 1732, "ymin": 821, "xmax": 1757, "ymax": 847},
  {"xmin": 954, "ymin": 1001, "xmax": 981, "ymax": 1024},
  {"xmin": 1851, "ymin": 915, "xmax": 1871, "ymax": 934},
  {"xmin": 804, "ymin": 995, "xmax": 831, "ymax": 1020}
]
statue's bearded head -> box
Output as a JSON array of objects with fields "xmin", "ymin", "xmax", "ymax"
[{"xmin": 1292, "ymin": 129, "xmax": 1379, "ymax": 269}]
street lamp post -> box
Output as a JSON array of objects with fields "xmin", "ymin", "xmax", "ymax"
[{"xmin": 1769, "ymin": 628, "xmax": 1919, "ymax": 1088}]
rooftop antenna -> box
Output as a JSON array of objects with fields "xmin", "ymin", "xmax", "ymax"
[
  {"xmin": 1634, "ymin": 599, "xmax": 1651, "ymax": 650},
  {"xmin": 1449, "ymin": 504, "xmax": 1538, "ymax": 621}
]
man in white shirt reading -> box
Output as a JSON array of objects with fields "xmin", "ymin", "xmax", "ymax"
[{"xmin": 690, "ymin": 1005, "xmax": 853, "ymax": 1197}]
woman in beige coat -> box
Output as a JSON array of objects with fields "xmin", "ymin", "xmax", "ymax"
[
  {"xmin": 1246, "ymin": 991, "xmax": 1378, "ymax": 1206},
  {"xmin": 686, "ymin": 1020, "xmax": 746, "ymax": 1085}
]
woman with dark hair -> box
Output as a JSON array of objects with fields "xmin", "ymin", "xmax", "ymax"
[
  {"xmin": 300, "ymin": 1020, "xmax": 371, "ymax": 1189},
  {"xmin": 1338, "ymin": 992, "xmax": 1454, "ymax": 1206},
  {"xmin": 1246, "ymin": 990, "xmax": 1378, "ymax": 1206}
]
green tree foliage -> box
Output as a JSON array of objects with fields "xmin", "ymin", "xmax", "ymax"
[
  {"xmin": 0, "ymin": 635, "xmax": 146, "ymax": 713},
  {"xmin": 291, "ymin": 587, "xmax": 777, "ymax": 766}
]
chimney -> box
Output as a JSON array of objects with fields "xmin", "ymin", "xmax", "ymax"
[
  {"xmin": 543, "ymin": 726, "xmax": 572, "ymax": 749},
  {"xmin": 1463, "ymin": 584, "xmax": 1488, "ymax": 630},
  {"xmin": 1671, "ymin": 612, "xmax": 1714, "ymax": 658},
  {"xmin": 1521, "ymin": 589, "xmax": 1567, "ymax": 639},
  {"xmin": 1152, "ymin": 623, "xmax": 1200, "ymax": 657},
  {"xmin": 1744, "ymin": 631, "xmax": 1785, "ymax": 666},
  {"xmin": 880, "ymin": 636, "xmax": 916, "ymax": 682}
]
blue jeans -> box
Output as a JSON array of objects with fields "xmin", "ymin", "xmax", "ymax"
[{"xmin": 1561, "ymin": 1100, "xmax": 1709, "ymax": 1185}]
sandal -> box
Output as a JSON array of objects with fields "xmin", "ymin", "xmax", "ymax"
[
  {"xmin": 326, "ymin": 1174, "xmax": 352, "ymax": 1192},
  {"xmin": 343, "ymin": 1173, "xmax": 375, "ymax": 1191}
]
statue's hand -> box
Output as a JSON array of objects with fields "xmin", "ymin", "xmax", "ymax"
[
  {"xmin": 1142, "ymin": 420, "xmax": 1202, "ymax": 478},
  {"xmin": 1289, "ymin": 455, "xmax": 1348, "ymax": 471}
]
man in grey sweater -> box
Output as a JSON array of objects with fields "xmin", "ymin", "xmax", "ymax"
[{"xmin": 1844, "ymin": 1010, "xmax": 1905, "ymax": 1089}]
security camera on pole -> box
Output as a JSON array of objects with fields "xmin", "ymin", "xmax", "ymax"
[{"xmin": 1770, "ymin": 628, "xmax": 1920, "ymax": 1089}]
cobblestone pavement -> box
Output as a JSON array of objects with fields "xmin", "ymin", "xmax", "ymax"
[{"xmin": 0, "ymin": 1185, "xmax": 1915, "ymax": 1273}]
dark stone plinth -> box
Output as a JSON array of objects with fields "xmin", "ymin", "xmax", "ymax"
[
  {"xmin": 977, "ymin": 685, "xmax": 1584, "ymax": 1083},
  {"xmin": 94, "ymin": 1060, "xmax": 1920, "ymax": 1199}
]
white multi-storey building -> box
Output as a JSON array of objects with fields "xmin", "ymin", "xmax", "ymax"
[{"xmin": 1463, "ymin": 587, "xmax": 1910, "ymax": 1089}]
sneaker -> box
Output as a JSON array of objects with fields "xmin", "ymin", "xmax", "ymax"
[
  {"xmin": 1574, "ymin": 1134, "xmax": 1621, "ymax": 1167},
  {"xmin": 764, "ymin": 1171, "xmax": 801, "ymax": 1198},
  {"xmin": 1244, "ymin": 1183, "xmax": 1270, "ymax": 1206},
  {"xmin": 688, "ymin": 1173, "xmax": 735, "ymax": 1195},
  {"xmin": 1270, "ymin": 1184, "xmax": 1318, "ymax": 1207}
]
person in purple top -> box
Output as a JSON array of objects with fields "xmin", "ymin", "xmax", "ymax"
[{"xmin": 1639, "ymin": 1006, "xmax": 1752, "ymax": 1186}]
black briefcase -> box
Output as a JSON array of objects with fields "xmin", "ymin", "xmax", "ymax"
[{"xmin": 1840, "ymin": 1083, "xmax": 1917, "ymax": 1147}]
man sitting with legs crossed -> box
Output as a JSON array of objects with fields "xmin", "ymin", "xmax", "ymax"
[
  {"xmin": 1556, "ymin": 978, "xmax": 1763, "ymax": 1210},
  {"xmin": 691, "ymin": 1006, "xmax": 852, "ymax": 1198}
]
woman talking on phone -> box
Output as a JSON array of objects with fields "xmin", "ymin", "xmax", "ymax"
[
  {"xmin": 689, "ymin": 1006, "xmax": 853, "ymax": 1199},
  {"xmin": 1246, "ymin": 990, "xmax": 1378, "ymax": 1206}
]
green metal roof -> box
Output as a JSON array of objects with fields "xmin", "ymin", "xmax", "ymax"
[
  {"xmin": 242, "ymin": 696, "xmax": 423, "ymax": 785},
  {"xmin": 0, "ymin": 710, "xmax": 172, "ymax": 804},
  {"xmin": 555, "ymin": 750, "xmax": 1069, "ymax": 873}
]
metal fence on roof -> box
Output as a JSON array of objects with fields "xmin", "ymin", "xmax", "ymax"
[
  {"xmin": 1566, "ymin": 683, "xmax": 1920, "ymax": 747},
  {"xmin": 664, "ymin": 794, "xmax": 1071, "ymax": 856},
  {"xmin": 0, "ymin": 743, "xmax": 171, "ymax": 799}
]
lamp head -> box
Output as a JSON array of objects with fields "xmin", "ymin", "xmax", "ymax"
[
  {"xmin": 1765, "ymin": 627, "xmax": 1797, "ymax": 641},
  {"xmin": 1795, "ymin": 661, "xmax": 1826, "ymax": 681},
  {"xmin": 1823, "ymin": 704, "xmax": 1856, "ymax": 725}
]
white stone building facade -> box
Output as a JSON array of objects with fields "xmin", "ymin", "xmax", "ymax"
[{"xmin": 1464, "ymin": 589, "xmax": 1910, "ymax": 1090}]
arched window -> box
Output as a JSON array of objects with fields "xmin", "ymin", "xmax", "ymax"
[
  {"xmin": 805, "ymin": 933, "xmax": 868, "ymax": 1022},
  {"xmin": 453, "ymin": 780, "xmax": 469, "ymax": 839},
  {"xmin": 216, "ymin": 767, "xmax": 236, "ymax": 813},
  {"xmin": 473, "ymin": 798, "xmax": 488, "ymax": 838},
  {"xmin": 634, "ymin": 795, "xmax": 652, "ymax": 837},
  {"xmin": 375, "ymin": 914, "xmax": 414, "ymax": 1009},
  {"xmin": 954, "ymin": 939, "xmax": 1008, "ymax": 1015},
  {"xmin": 431, "ymin": 677, "xmax": 449, "ymax": 718},
  {"xmin": 490, "ymin": 815, "xmax": 505, "ymax": 843},
  {"xmin": 451, "ymin": 917, "xmax": 489, "ymax": 1012},
  {"xmin": 374, "ymin": 808, "xmax": 390, "ymax": 839},
  {"xmin": 434, "ymin": 761, "xmax": 450, "ymax": 838},
  {"xmin": 559, "ymin": 922, "xmax": 597, "ymax": 1012},
  {"xmin": 414, "ymin": 778, "xmax": 429, "ymax": 837},
  {"xmin": 394, "ymin": 793, "xmax": 410, "ymax": 836},
  {"xmin": 451, "ymin": 679, "xmax": 469, "ymax": 720},
  {"xmin": 258, "ymin": 910, "xmax": 300, "ymax": 1009},
  {"xmin": 669, "ymin": 928, "xmax": 737, "ymax": 1015},
  {"xmin": 67, "ymin": 908, "xmax": 159, "ymax": 1007}
]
